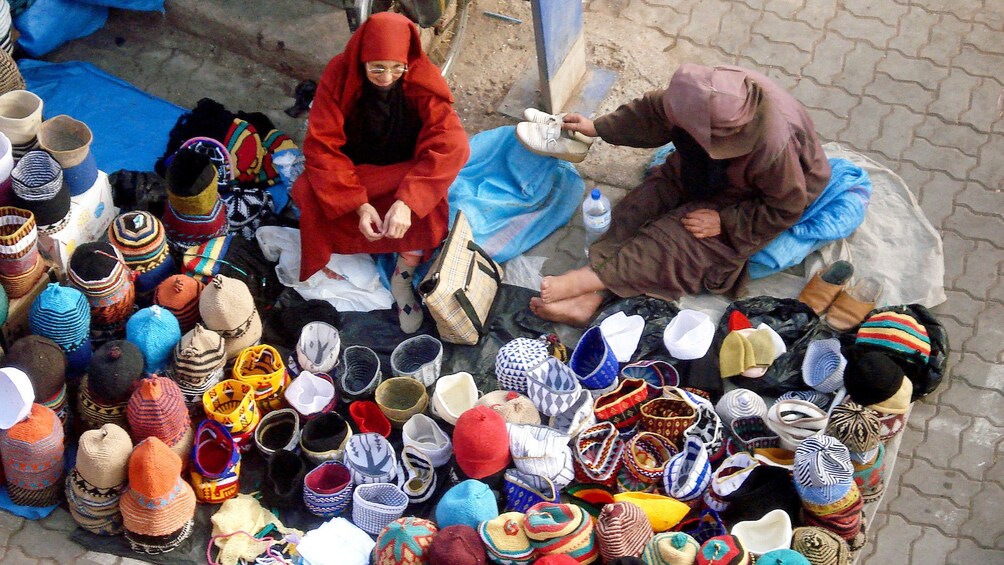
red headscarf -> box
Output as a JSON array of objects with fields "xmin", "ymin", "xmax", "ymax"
[{"xmin": 325, "ymin": 12, "xmax": 454, "ymax": 116}]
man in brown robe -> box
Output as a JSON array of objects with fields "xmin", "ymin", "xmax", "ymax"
[{"xmin": 531, "ymin": 63, "xmax": 832, "ymax": 326}]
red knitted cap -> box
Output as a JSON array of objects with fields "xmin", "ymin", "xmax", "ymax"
[{"xmin": 453, "ymin": 405, "xmax": 510, "ymax": 479}]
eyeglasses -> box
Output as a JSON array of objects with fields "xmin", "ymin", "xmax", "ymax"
[{"xmin": 366, "ymin": 64, "xmax": 408, "ymax": 76}]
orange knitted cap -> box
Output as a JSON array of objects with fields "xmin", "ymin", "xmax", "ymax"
[
  {"xmin": 6, "ymin": 403, "xmax": 58, "ymax": 443},
  {"xmin": 128, "ymin": 437, "xmax": 183, "ymax": 498}
]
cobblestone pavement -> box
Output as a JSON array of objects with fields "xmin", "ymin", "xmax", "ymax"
[{"xmin": 2, "ymin": 0, "xmax": 1002, "ymax": 563}]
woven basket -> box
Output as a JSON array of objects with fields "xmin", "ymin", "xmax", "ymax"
[
  {"xmin": 390, "ymin": 334, "xmax": 442, "ymax": 387},
  {"xmin": 639, "ymin": 395, "xmax": 697, "ymax": 447},
  {"xmin": 340, "ymin": 345, "xmax": 382, "ymax": 400},
  {"xmin": 375, "ymin": 377, "xmax": 429, "ymax": 427}
]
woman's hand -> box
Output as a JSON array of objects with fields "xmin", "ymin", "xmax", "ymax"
[
  {"xmin": 357, "ymin": 203, "xmax": 384, "ymax": 241},
  {"xmin": 682, "ymin": 208, "xmax": 722, "ymax": 238},
  {"xmin": 382, "ymin": 200, "xmax": 413, "ymax": 239},
  {"xmin": 562, "ymin": 113, "xmax": 598, "ymax": 138}
]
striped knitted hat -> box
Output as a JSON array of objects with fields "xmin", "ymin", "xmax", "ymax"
[
  {"xmin": 524, "ymin": 502, "xmax": 599, "ymax": 564},
  {"xmin": 642, "ymin": 532, "xmax": 700, "ymax": 565},
  {"xmin": 28, "ymin": 283, "xmax": 90, "ymax": 350},
  {"xmin": 664, "ymin": 437, "xmax": 712, "ymax": 504},
  {"xmin": 374, "ymin": 517, "xmax": 439, "ymax": 565},
  {"xmin": 10, "ymin": 150, "xmax": 70, "ymax": 231},
  {"xmin": 790, "ymin": 527, "xmax": 851, "ymax": 565},
  {"xmin": 596, "ymin": 501, "xmax": 654, "ymax": 562},
  {"xmin": 801, "ymin": 339, "xmax": 846, "ymax": 394},
  {"xmin": 824, "ymin": 401, "xmax": 881, "ymax": 462},
  {"xmin": 119, "ymin": 437, "xmax": 197, "ymax": 553},
  {"xmin": 3, "ymin": 334, "xmax": 65, "ymax": 401},
  {"xmin": 126, "ymin": 306, "xmax": 182, "ymax": 374},
  {"xmin": 67, "ymin": 241, "xmax": 135, "ymax": 340},
  {"xmin": 479, "ymin": 512, "xmax": 535, "ymax": 564},
  {"xmin": 855, "ymin": 311, "xmax": 931, "ymax": 364},
  {"xmin": 714, "ymin": 389, "xmax": 767, "ymax": 427},
  {"xmin": 171, "ymin": 323, "xmax": 225, "ymax": 389},
  {"xmin": 107, "ymin": 211, "xmax": 174, "ymax": 296},
  {"xmin": 793, "ymin": 435, "xmax": 854, "ymax": 506},
  {"xmin": 199, "ymin": 274, "xmax": 262, "ymax": 360},
  {"xmin": 76, "ymin": 423, "xmax": 133, "ymax": 489},
  {"xmin": 126, "ymin": 376, "xmax": 193, "ymax": 458},
  {"xmin": 87, "ymin": 340, "xmax": 144, "ymax": 403},
  {"xmin": 161, "ymin": 198, "xmax": 229, "ymax": 254},
  {"xmin": 77, "ymin": 374, "xmax": 130, "ymax": 431},
  {"xmin": 153, "ymin": 275, "xmax": 204, "ymax": 334},
  {"xmin": 0, "ymin": 206, "xmax": 40, "ymax": 288},
  {"xmin": 166, "ymin": 147, "xmax": 219, "ymax": 216},
  {"xmin": 0, "ymin": 403, "xmax": 64, "ymax": 506}
]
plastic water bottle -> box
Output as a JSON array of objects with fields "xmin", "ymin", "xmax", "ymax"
[{"xmin": 582, "ymin": 188, "xmax": 611, "ymax": 257}]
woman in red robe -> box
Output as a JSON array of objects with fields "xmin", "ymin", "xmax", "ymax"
[{"xmin": 292, "ymin": 12, "xmax": 470, "ymax": 332}]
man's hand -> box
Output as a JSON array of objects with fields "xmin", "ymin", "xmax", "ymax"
[
  {"xmin": 682, "ymin": 208, "xmax": 722, "ymax": 239},
  {"xmin": 357, "ymin": 203, "xmax": 384, "ymax": 241},
  {"xmin": 562, "ymin": 113, "xmax": 598, "ymax": 138},
  {"xmin": 382, "ymin": 200, "xmax": 412, "ymax": 239}
]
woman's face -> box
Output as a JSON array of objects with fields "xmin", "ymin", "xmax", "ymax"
[{"xmin": 364, "ymin": 60, "xmax": 408, "ymax": 89}]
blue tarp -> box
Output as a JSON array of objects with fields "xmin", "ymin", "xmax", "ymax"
[
  {"xmin": 20, "ymin": 59, "xmax": 186, "ymax": 173},
  {"xmin": 750, "ymin": 157, "xmax": 872, "ymax": 278},
  {"xmin": 14, "ymin": 0, "xmax": 108, "ymax": 57}
]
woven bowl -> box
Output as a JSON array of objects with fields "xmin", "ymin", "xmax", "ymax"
[
  {"xmin": 375, "ymin": 377, "xmax": 429, "ymax": 427},
  {"xmin": 339, "ymin": 345, "xmax": 382, "ymax": 400},
  {"xmin": 390, "ymin": 334, "xmax": 442, "ymax": 387}
]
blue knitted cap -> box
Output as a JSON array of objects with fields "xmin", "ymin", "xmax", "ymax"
[
  {"xmin": 126, "ymin": 306, "xmax": 182, "ymax": 373},
  {"xmin": 435, "ymin": 479, "xmax": 499, "ymax": 529},
  {"xmin": 28, "ymin": 283, "xmax": 90, "ymax": 348}
]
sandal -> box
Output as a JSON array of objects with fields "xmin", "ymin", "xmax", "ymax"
[
  {"xmin": 797, "ymin": 261, "xmax": 854, "ymax": 315},
  {"xmin": 826, "ymin": 277, "xmax": 883, "ymax": 332}
]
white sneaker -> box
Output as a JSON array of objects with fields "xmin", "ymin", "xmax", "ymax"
[
  {"xmin": 516, "ymin": 121, "xmax": 591, "ymax": 163},
  {"xmin": 523, "ymin": 108, "xmax": 596, "ymax": 146}
]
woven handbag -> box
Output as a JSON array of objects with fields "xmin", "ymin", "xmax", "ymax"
[{"xmin": 419, "ymin": 210, "xmax": 503, "ymax": 345}]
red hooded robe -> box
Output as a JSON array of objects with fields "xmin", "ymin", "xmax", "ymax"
[{"xmin": 292, "ymin": 12, "xmax": 470, "ymax": 281}]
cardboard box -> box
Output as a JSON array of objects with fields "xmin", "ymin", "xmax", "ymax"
[
  {"xmin": 38, "ymin": 171, "xmax": 119, "ymax": 275},
  {"xmin": 1, "ymin": 259, "xmax": 59, "ymax": 351}
]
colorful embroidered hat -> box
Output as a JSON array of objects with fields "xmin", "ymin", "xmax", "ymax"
[
  {"xmin": 524, "ymin": 502, "xmax": 599, "ymax": 564},
  {"xmin": 641, "ymin": 532, "xmax": 700, "ymax": 565},
  {"xmin": 0, "ymin": 403, "xmax": 64, "ymax": 506},
  {"xmin": 479, "ymin": 512, "xmax": 535, "ymax": 565},
  {"xmin": 374, "ymin": 516, "xmax": 439, "ymax": 565},
  {"xmin": 67, "ymin": 241, "xmax": 135, "ymax": 341}
]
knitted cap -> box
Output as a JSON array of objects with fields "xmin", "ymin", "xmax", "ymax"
[
  {"xmin": 479, "ymin": 512, "xmax": 535, "ymax": 564},
  {"xmin": 765, "ymin": 399, "xmax": 828, "ymax": 452},
  {"xmin": 868, "ymin": 377, "xmax": 912, "ymax": 415},
  {"xmin": 596, "ymin": 501, "xmax": 654, "ymax": 562},
  {"xmin": 436, "ymin": 479, "xmax": 499, "ymax": 529},
  {"xmin": 790, "ymin": 527, "xmax": 851, "ymax": 565},
  {"xmin": 88, "ymin": 340, "xmax": 144, "ymax": 403},
  {"xmin": 0, "ymin": 403, "xmax": 64, "ymax": 506},
  {"xmin": 429, "ymin": 524, "xmax": 487, "ymax": 565},
  {"xmin": 842, "ymin": 348, "xmax": 904, "ymax": 407},
  {"xmin": 401, "ymin": 413, "xmax": 453, "ymax": 468},
  {"xmin": 67, "ymin": 241, "xmax": 135, "ymax": 330},
  {"xmin": 793, "ymin": 435, "xmax": 854, "ymax": 506},
  {"xmin": 663, "ymin": 310, "xmax": 715, "ymax": 361},
  {"xmin": 476, "ymin": 390, "xmax": 541, "ymax": 425},
  {"xmin": 171, "ymin": 323, "xmax": 226, "ymax": 386},
  {"xmin": 824, "ymin": 401, "xmax": 880, "ymax": 458},
  {"xmin": 508, "ymin": 424, "xmax": 573, "ymax": 490},
  {"xmin": 28, "ymin": 283, "xmax": 90, "ymax": 349},
  {"xmin": 569, "ymin": 326, "xmax": 619, "ymax": 391},
  {"xmin": 695, "ymin": 535, "xmax": 749, "ymax": 565},
  {"xmin": 801, "ymin": 339, "xmax": 846, "ymax": 393},
  {"xmin": 3, "ymin": 334, "xmax": 65, "ymax": 400},
  {"xmin": 524, "ymin": 502, "xmax": 599, "ymax": 563},
  {"xmin": 126, "ymin": 306, "xmax": 182, "ymax": 373},
  {"xmin": 153, "ymin": 275, "xmax": 204, "ymax": 334},
  {"xmin": 108, "ymin": 211, "xmax": 170, "ymax": 275},
  {"xmin": 10, "ymin": 150, "xmax": 70, "ymax": 229},
  {"xmin": 199, "ymin": 274, "xmax": 262, "ymax": 360},
  {"xmin": 756, "ymin": 549, "xmax": 810, "ymax": 565},
  {"xmin": 855, "ymin": 311, "xmax": 931, "ymax": 364},
  {"xmin": 495, "ymin": 337, "xmax": 550, "ymax": 394},
  {"xmin": 120, "ymin": 437, "xmax": 197, "ymax": 538},
  {"xmin": 126, "ymin": 376, "xmax": 192, "ymax": 452},
  {"xmin": 374, "ymin": 516, "xmax": 439, "ymax": 565},
  {"xmin": 714, "ymin": 389, "xmax": 766, "ymax": 427},
  {"xmin": 77, "ymin": 374, "xmax": 130, "ymax": 431},
  {"xmin": 76, "ymin": 423, "xmax": 133, "ymax": 489},
  {"xmin": 719, "ymin": 332, "xmax": 755, "ymax": 378},
  {"xmin": 642, "ymin": 532, "xmax": 700, "ymax": 565},
  {"xmin": 729, "ymin": 509, "xmax": 792, "ymax": 556},
  {"xmin": 453, "ymin": 405, "xmax": 511, "ymax": 480}
]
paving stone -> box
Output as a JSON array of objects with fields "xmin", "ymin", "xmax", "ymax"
[
  {"xmin": 0, "ymin": 511, "xmax": 23, "ymax": 556},
  {"xmin": 969, "ymin": 133, "xmax": 1004, "ymax": 191},
  {"xmin": 916, "ymin": 173, "xmax": 957, "ymax": 230},
  {"xmin": 958, "ymin": 481, "xmax": 1004, "ymax": 547},
  {"xmin": 953, "ymin": 240, "xmax": 1004, "ymax": 300},
  {"xmin": 919, "ymin": 14, "xmax": 972, "ymax": 63},
  {"xmin": 963, "ymin": 22, "xmax": 1004, "ymax": 56},
  {"xmin": 898, "ymin": 422, "xmax": 927, "ymax": 456},
  {"xmin": 876, "ymin": 51, "xmax": 943, "ymax": 90},
  {"xmin": 795, "ymin": 80, "xmax": 859, "ymax": 118},
  {"xmin": 118, "ymin": 559, "xmax": 150, "ymax": 565},
  {"xmin": 894, "ymin": 0, "xmax": 982, "ymax": 21},
  {"xmin": 888, "ymin": 7, "xmax": 937, "ymax": 57},
  {"xmin": 948, "ymin": 537, "xmax": 1004, "ymax": 564},
  {"xmin": 894, "ymin": 160, "xmax": 932, "ymax": 197},
  {"xmin": 955, "ymin": 184, "xmax": 1004, "ymax": 226},
  {"xmin": 886, "ymin": 484, "xmax": 970, "ymax": 534},
  {"xmin": 77, "ymin": 552, "xmax": 120, "ymax": 565},
  {"xmin": 870, "ymin": 103, "xmax": 925, "ymax": 160},
  {"xmin": 927, "ymin": 67, "xmax": 981, "ymax": 124},
  {"xmin": 953, "ymin": 353, "xmax": 1004, "ymax": 391},
  {"xmin": 910, "ymin": 527, "xmax": 960, "ymax": 565},
  {"xmin": 842, "ymin": 0, "xmax": 907, "ymax": 25},
  {"xmin": 940, "ymin": 231, "xmax": 973, "ymax": 287},
  {"xmin": 901, "ymin": 456, "xmax": 984, "ymax": 499},
  {"xmin": 829, "ymin": 11, "xmax": 896, "ymax": 48},
  {"xmin": 794, "ymin": 0, "xmax": 838, "ymax": 29},
  {"xmin": 760, "ymin": 0, "xmax": 801, "ymax": 18},
  {"xmin": 955, "ymin": 44, "xmax": 1004, "ymax": 80},
  {"xmin": 940, "ymin": 316, "xmax": 976, "ymax": 357},
  {"xmin": 867, "ymin": 513, "xmax": 923, "ymax": 565},
  {"xmin": 1, "ymin": 546, "xmax": 40, "ymax": 564},
  {"xmin": 840, "ymin": 96, "xmax": 889, "ymax": 151},
  {"xmin": 37, "ymin": 509, "xmax": 77, "ymax": 534},
  {"xmin": 915, "ymin": 119, "xmax": 985, "ymax": 159},
  {"xmin": 807, "ymin": 107, "xmax": 848, "ymax": 142},
  {"xmin": 743, "ymin": 33, "xmax": 813, "ymax": 71},
  {"xmin": 934, "ymin": 289, "xmax": 986, "ymax": 324},
  {"xmin": 950, "ymin": 416, "xmax": 1004, "ymax": 480},
  {"xmin": 960, "ymin": 76, "xmax": 1004, "ymax": 136},
  {"xmin": 906, "ymin": 395, "xmax": 939, "ymax": 432},
  {"xmin": 902, "ymin": 137, "xmax": 977, "ymax": 181},
  {"xmin": 944, "ymin": 205, "xmax": 1004, "ymax": 249},
  {"xmin": 624, "ymin": 0, "xmax": 687, "ymax": 29},
  {"xmin": 966, "ymin": 300, "xmax": 1004, "ymax": 362},
  {"xmin": 836, "ymin": 41, "xmax": 887, "ymax": 95},
  {"xmin": 679, "ymin": 1, "xmax": 733, "ymax": 47},
  {"xmin": 865, "ymin": 73, "xmax": 936, "ymax": 116},
  {"xmin": 804, "ymin": 33, "xmax": 855, "ymax": 81},
  {"xmin": 919, "ymin": 404, "xmax": 966, "ymax": 461},
  {"xmin": 9, "ymin": 519, "xmax": 86, "ymax": 562},
  {"xmin": 715, "ymin": 2, "xmax": 761, "ymax": 54},
  {"xmin": 756, "ymin": 11, "xmax": 820, "ymax": 53}
]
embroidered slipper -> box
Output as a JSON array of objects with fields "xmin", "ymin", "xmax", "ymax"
[{"xmin": 401, "ymin": 445, "xmax": 437, "ymax": 504}]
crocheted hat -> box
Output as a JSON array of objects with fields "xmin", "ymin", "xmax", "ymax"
[
  {"xmin": 713, "ymin": 389, "xmax": 766, "ymax": 427},
  {"xmin": 855, "ymin": 311, "xmax": 931, "ymax": 364},
  {"xmin": 153, "ymin": 275, "xmax": 205, "ymax": 334},
  {"xmin": 0, "ymin": 366, "xmax": 33, "ymax": 429},
  {"xmin": 825, "ymin": 401, "xmax": 881, "ymax": 461},
  {"xmin": 596, "ymin": 501, "xmax": 654, "ymax": 562},
  {"xmin": 431, "ymin": 371, "xmax": 478, "ymax": 425},
  {"xmin": 199, "ymin": 274, "xmax": 262, "ymax": 360},
  {"xmin": 730, "ymin": 509, "xmax": 793, "ymax": 556},
  {"xmin": 0, "ymin": 90, "xmax": 43, "ymax": 159},
  {"xmin": 613, "ymin": 492, "xmax": 689, "ymax": 533},
  {"xmin": 88, "ymin": 340, "xmax": 144, "ymax": 403},
  {"xmin": 28, "ymin": 282, "xmax": 90, "ymax": 358},
  {"xmin": 76, "ymin": 423, "xmax": 133, "ymax": 489},
  {"xmin": 641, "ymin": 532, "xmax": 700, "ymax": 565},
  {"xmin": 429, "ymin": 524, "xmax": 487, "ymax": 565},
  {"xmin": 0, "ymin": 206, "xmax": 42, "ymax": 299},
  {"xmin": 790, "ymin": 527, "xmax": 851, "ymax": 565},
  {"xmin": 508, "ymin": 424, "xmax": 574, "ymax": 490},
  {"xmin": 67, "ymin": 241, "xmax": 135, "ymax": 339},
  {"xmin": 302, "ymin": 460, "xmax": 352, "ymax": 518},
  {"xmin": 756, "ymin": 549, "xmax": 810, "ymax": 565},
  {"xmin": 476, "ymin": 390, "xmax": 541, "ymax": 425},
  {"xmin": 285, "ymin": 370, "xmax": 338, "ymax": 418},
  {"xmin": 569, "ymin": 326, "xmax": 619, "ymax": 392},
  {"xmin": 549, "ymin": 389, "xmax": 596, "ymax": 439},
  {"xmin": 868, "ymin": 377, "xmax": 912, "ymax": 415},
  {"xmin": 3, "ymin": 334, "xmax": 65, "ymax": 401},
  {"xmin": 454, "ymin": 405, "xmax": 511, "ymax": 480},
  {"xmin": 126, "ymin": 376, "xmax": 193, "ymax": 459},
  {"xmin": 171, "ymin": 323, "xmax": 226, "ymax": 390},
  {"xmin": 663, "ymin": 310, "xmax": 714, "ymax": 360},
  {"xmin": 842, "ymin": 348, "xmax": 904, "ymax": 408},
  {"xmin": 374, "ymin": 376, "xmax": 429, "ymax": 428},
  {"xmin": 291, "ymin": 320, "xmax": 340, "ymax": 376},
  {"xmin": 401, "ymin": 413, "xmax": 453, "ymax": 467},
  {"xmin": 10, "ymin": 150, "xmax": 70, "ymax": 231},
  {"xmin": 77, "ymin": 374, "xmax": 130, "ymax": 432},
  {"xmin": 496, "ymin": 337, "xmax": 550, "ymax": 394},
  {"xmin": 340, "ymin": 344, "xmax": 383, "ymax": 400},
  {"xmin": 301, "ymin": 412, "xmax": 354, "ymax": 465},
  {"xmin": 126, "ymin": 306, "xmax": 182, "ymax": 374},
  {"xmin": 0, "ymin": 403, "xmax": 64, "ymax": 506},
  {"xmin": 349, "ymin": 400, "xmax": 392, "ymax": 437},
  {"xmin": 527, "ymin": 357, "xmax": 583, "ymax": 417},
  {"xmin": 108, "ymin": 211, "xmax": 174, "ymax": 296},
  {"xmin": 719, "ymin": 332, "xmax": 756, "ymax": 378},
  {"xmin": 504, "ymin": 469, "xmax": 560, "ymax": 514},
  {"xmin": 479, "ymin": 512, "xmax": 535, "ymax": 564},
  {"xmin": 793, "ymin": 435, "xmax": 854, "ymax": 506},
  {"xmin": 765, "ymin": 399, "xmax": 828, "ymax": 452},
  {"xmin": 119, "ymin": 437, "xmax": 197, "ymax": 552},
  {"xmin": 801, "ymin": 339, "xmax": 846, "ymax": 393},
  {"xmin": 352, "ymin": 482, "xmax": 408, "ymax": 536},
  {"xmin": 166, "ymin": 147, "xmax": 219, "ymax": 214},
  {"xmin": 436, "ymin": 479, "xmax": 499, "ymax": 529},
  {"xmin": 232, "ymin": 344, "xmax": 289, "ymax": 413},
  {"xmin": 161, "ymin": 197, "xmax": 229, "ymax": 258},
  {"xmin": 344, "ymin": 432, "xmax": 398, "ymax": 485},
  {"xmin": 695, "ymin": 535, "xmax": 749, "ymax": 565},
  {"xmin": 524, "ymin": 502, "xmax": 599, "ymax": 564},
  {"xmin": 390, "ymin": 334, "xmax": 443, "ymax": 387},
  {"xmin": 374, "ymin": 516, "xmax": 439, "ymax": 565},
  {"xmin": 664, "ymin": 436, "xmax": 712, "ymax": 504}
]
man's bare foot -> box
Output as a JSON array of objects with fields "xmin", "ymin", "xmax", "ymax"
[
  {"xmin": 540, "ymin": 267, "xmax": 605, "ymax": 304},
  {"xmin": 529, "ymin": 293, "xmax": 604, "ymax": 327}
]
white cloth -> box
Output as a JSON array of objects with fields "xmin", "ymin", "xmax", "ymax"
[
  {"xmin": 255, "ymin": 226, "xmax": 393, "ymax": 312},
  {"xmin": 600, "ymin": 312, "xmax": 645, "ymax": 363},
  {"xmin": 299, "ymin": 517, "xmax": 375, "ymax": 565}
]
